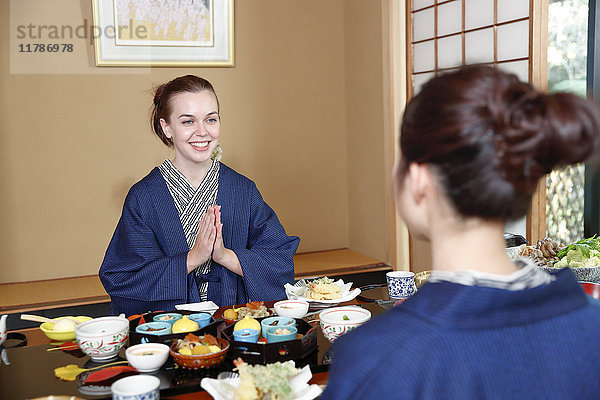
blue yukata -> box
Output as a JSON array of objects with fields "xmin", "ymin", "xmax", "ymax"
[
  {"xmin": 99, "ymin": 163, "xmax": 299, "ymax": 316},
  {"xmin": 321, "ymin": 268, "xmax": 600, "ymax": 400}
]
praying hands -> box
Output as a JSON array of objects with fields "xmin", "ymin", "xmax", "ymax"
[{"xmin": 186, "ymin": 205, "xmax": 243, "ymax": 276}]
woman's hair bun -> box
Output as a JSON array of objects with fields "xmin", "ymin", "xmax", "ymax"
[
  {"xmin": 494, "ymin": 84, "xmax": 600, "ymax": 192},
  {"xmin": 400, "ymin": 66, "xmax": 600, "ymax": 219}
]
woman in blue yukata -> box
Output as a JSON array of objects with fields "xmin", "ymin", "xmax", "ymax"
[
  {"xmin": 322, "ymin": 66, "xmax": 600, "ymax": 399},
  {"xmin": 99, "ymin": 75, "xmax": 300, "ymax": 316}
]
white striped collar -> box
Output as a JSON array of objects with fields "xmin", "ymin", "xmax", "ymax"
[{"xmin": 427, "ymin": 258, "xmax": 555, "ymax": 290}]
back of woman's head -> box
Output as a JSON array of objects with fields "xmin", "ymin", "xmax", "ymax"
[
  {"xmin": 151, "ymin": 75, "xmax": 219, "ymax": 147},
  {"xmin": 400, "ymin": 66, "xmax": 600, "ymax": 220}
]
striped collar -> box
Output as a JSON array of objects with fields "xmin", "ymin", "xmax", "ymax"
[{"xmin": 428, "ymin": 258, "xmax": 555, "ymax": 290}]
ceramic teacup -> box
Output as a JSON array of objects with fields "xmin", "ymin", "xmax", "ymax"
[
  {"xmin": 386, "ymin": 271, "xmax": 417, "ymax": 299},
  {"xmin": 111, "ymin": 374, "xmax": 160, "ymax": 400}
]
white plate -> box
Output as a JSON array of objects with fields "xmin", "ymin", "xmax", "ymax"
[
  {"xmin": 201, "ymin": 366, "xmax": 322, "ymax": 400},
  {"xmin": 285, "ymin": 280, "xmax": 361, "ymax": 305},
  {"xmin": 175, "ymin": 301, "xmax": 219, "ymax": 315}
]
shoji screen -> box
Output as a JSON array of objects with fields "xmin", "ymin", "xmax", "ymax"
[
  {"xmin": 406, "ymin": 0, "xmax": 547, "ymax": 270},
  {"xmin": 409, "ymin": 0, "xmax": 533, "ymax": 97}
]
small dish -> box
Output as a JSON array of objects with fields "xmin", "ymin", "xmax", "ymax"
[
  {"xmin": 581, "ymin": 282, "xmax": 600, "ymax": 299},
  {"xmin": 39, "ymin": 316, "xmax": 93, "ymax": 341},
  {"xmin": 265, "ymin": 325, "xmax": 298, "ymax": 343},
  {"xmin": 415, "ymin": 270, "xmax": 432, "ymax": 287},
  {"xmin": 274, "ymin": 300, "xmax": 309, "ymax": 319},
  {"xmin": 135, "ymin": 322, "xmax": 172, "ymax": 336},
  {"xmin": 188, "ymin": 313, "xmax": 212, "ymax": 329},
  {"xmin": 111, "ymin": 375, "xmax": 160, "ymax": 400},
  {"xmin": 169, "ymin": 337, "xmax": 230, "ymax": 369},
  {"xmin": 153, "ymin": 313, "xmax": 182, "ymax": 325},
  {"xmin": 232, "ymin": 328, "xmax": 259, "ymax": 343},
  {"xmin": 126, "ymin": 343, "xmax": 170, "ymax": 372},
  {"xmin": 75, "ymin": 316, "xmax": 129, "ymax": 361},
  {"xmin": 260, "ymin": 316, "xmax": 295, "ymax": 338},
  {"xmin": 319, "ymin": 306, "xmax": 371, "ymax": 343}
]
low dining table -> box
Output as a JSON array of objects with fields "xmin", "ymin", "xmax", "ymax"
[{"xmin": 0, "ymin": 298, "xmax": 387, "ymax": 400}]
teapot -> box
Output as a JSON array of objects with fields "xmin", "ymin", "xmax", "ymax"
[{"xmin": 0, "ymin": 315, "xmax": 7, "ymax": 347}]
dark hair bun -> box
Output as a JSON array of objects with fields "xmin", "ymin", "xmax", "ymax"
[{"xmin": 400, "ymin": 66, "xmax": 600, "ymax": 219}]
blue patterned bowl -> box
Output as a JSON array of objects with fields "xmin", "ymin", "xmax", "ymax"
[{"xmin": 111, "ymin": 375, "xmax": 160, "ymax": 400}]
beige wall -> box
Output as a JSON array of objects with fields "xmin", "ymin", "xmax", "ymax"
[
  {"xmin": 344, "ymin": 1, "xmax": 387, "ymax": 262},
  {"xmin": 0, "ymin": 0, "xmax": 393, "ymax": 283}
]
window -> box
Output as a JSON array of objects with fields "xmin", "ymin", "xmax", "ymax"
[{"xmin": 546, "ymin": 0, "xmax": 597, "ymax": 243}]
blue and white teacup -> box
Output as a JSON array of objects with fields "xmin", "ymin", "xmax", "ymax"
[{"xmin": 386, "ymin": 271, "xmax": 417, "ymax": 299}]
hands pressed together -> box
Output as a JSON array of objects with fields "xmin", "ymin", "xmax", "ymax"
[{"xmin": 186, "ymin": 205, "xmax": 243, "ymax": 276}]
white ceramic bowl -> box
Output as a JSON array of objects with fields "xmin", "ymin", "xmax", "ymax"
[
  {"xmin": 75, "ymin": 316, "xmax": 129, "ymax": 361},
  {"xmin": 126, "ymin": 343, "xmax": 170, "ymax": 372},
  {"xmin": 319, "ymin": 306, "xmax": 371, "ymax": 343},
  {"xmin": 111, "ymin": 374, "xmax": 160, "ymax": 400},
  {"xmin": 274, "ymin": 300, "xmax": 309, "ymax": 319}
]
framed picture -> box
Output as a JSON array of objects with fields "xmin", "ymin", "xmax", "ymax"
[{"xmin": 91, "ymin": 0, "xmax": 234, "ymax": 67}]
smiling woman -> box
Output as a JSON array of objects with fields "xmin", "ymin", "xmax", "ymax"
[{"xmin": 99, "ymin": 75, "xmax": 300, "ymax": 316}]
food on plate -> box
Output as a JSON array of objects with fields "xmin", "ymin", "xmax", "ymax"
[
  {"xmin": 223, "ymin": 308, "xmax": 239, "ymax": 320},
  {"xmin": 225, "ymin": 301, "xmax": 270, "ymax": 321},
  {"xmin": 144, "ymin": 326, "xmax": 165, "ymax": 332},
  {"xmin": 237, "ymin": 301, "xmax": 270, "ymax": 319},
  {"xmin": 518, "ymin": 236, "xmax": 600, "ymax": 270},
  {"xmin": 172, "ymin": 316, "xmax": 199, "ymax": 334},
  {"xmin": 551, "ymin": 236, "xmax": 600, "ymax": 269},
  {"xmin": 234, "ymin": 316, "xmax": 261, "ymax": 332},
  {"xmin": 233, "ymin": 358, "xmax": 300, "ymax": 400},
  {"xmin": 305, "ymin": 277, "xmax": 342, "ymax": 300},
  {"xmin": 52, "ymin": 318, "xmax": 78, "ymax": 332},
  {"xmin": 415, "ymin": 270, "xmax": 432, "ymax": 287},
  {"xmin": 158, "ymin": 315, "xmax": 177, "ymax": 320},
  {"xmin": 273, "ymin": 328, "xmax": 291, "ymax": 335},
  {"xmin": 174, "ymin": 333, "xmax": 222, "ymax": 355},
  {"xmin": 518, "ymin": 237, "xmax": 565, "ymax": 266}
]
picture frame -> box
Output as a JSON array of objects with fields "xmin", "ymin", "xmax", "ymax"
[{"xmin": 91, "ymin": 0, "xmax": 234, "ymax": 67}]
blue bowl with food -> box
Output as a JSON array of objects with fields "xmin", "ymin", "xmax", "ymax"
[
  {"xmin": 135, "ymin": 321, "xmax": 172, "ymax": 336},
  {"xmin": 233, "ymin": 328, "xmax": 259, "ymax": 343},
  {"xmin": 153, "ymin": 313, "xmax": 182, "ymax": 326},
  {"xmin": 265, "ymin": 325, "xmax": 298, "ymax": 343},
  {"xmin": 188, "ymin": 313, "xmax": 212, "ymax": 329},
  {"xmin": 260, "ymin": 316, "xmax": 295, "ymax": 338}
]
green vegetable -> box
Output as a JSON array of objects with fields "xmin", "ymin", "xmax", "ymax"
[
  {"xmin": 313, "ymin": 276, "xmax": 335, "ymax": 285},
  {"xmin": 556, "ymin": 235, "xmax": 600, "ymax": 260},
  {"xmin": 238, "ymin": 361, "xmax": 299, "ymax": 400},
  {"xmin": 554, "ymin": 246, "xmax": 600, "ymax": 269},
  {"xmin": 342, "ymin": 315, "xmax": 349, "ymax": 320}
]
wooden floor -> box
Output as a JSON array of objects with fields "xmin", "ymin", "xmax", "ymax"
[{"xmin": 0, "ymin": 248, "xmax": 388, "ymax": 314}]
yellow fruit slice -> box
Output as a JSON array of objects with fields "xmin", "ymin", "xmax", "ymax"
[
  {"xmin": 179, "ymin": 347, "xmax": 192, "ymax": 355},
  {"xmin": 223, "ymin": 308, "xmax": 238, "ymax": 320}
]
